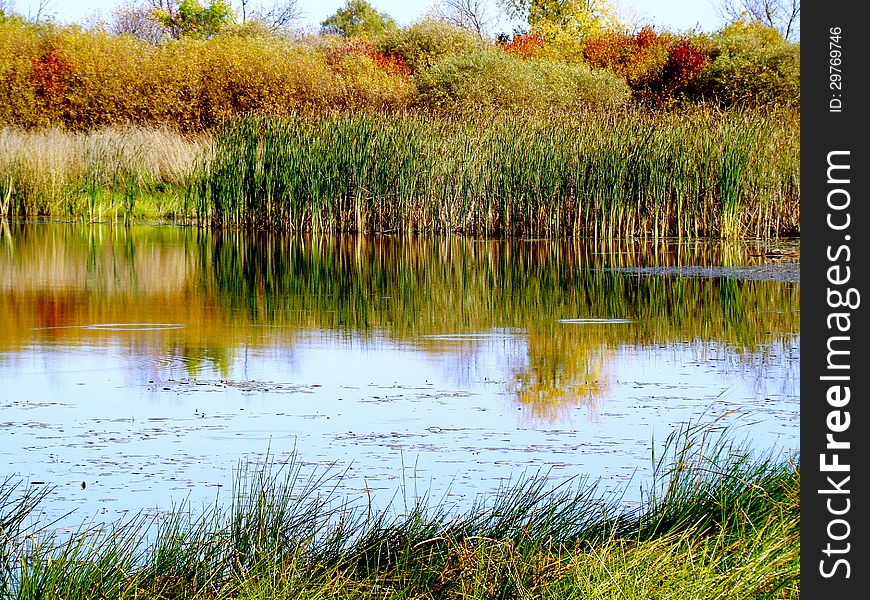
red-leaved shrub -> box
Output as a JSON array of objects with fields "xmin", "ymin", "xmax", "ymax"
[
  {"xmin": 498, "ymin": 32, "xmax": 544, "ymax": 58},
  {"xmin": 326, "ymin": 38, "xmax": 410, "ymax": 79},
  {"xmin": 31, "ymin": 46, "xmax": 74, "ymax": 116},
  {"xmin": 636, "ymin": 40, "xmax": 708, "ymax": 105},
  {"xmin": 583, "ymin": 28, "xmax": 707, "ymax": 106}
]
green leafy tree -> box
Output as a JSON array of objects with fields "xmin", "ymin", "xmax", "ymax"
[
  {"xmin": 500, "ymin": 0, "xmax": 616, "ymax": 42},
  {"xmin": 320, "ymin": 0, "xmax": 397, "ymax": 38},
  {"xmin": 153, "ymin": 0, "xmax": 234, "ymax": 39}
]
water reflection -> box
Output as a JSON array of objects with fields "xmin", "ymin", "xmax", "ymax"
[
  {"xmin": 0, "ymin": 222, "xmax": 800, "ymax": 525},
  {"xmin": 1, "ymin": 223, "xmax": 798, "ymax": 421}
]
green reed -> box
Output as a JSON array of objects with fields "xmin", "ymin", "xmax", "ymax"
[
  {"xmin": 192, "ymin": 108, "xmax": 799, "ymax": 238},
  {"xmin": 1, "ymin": 108, "xmax": 799, "ymax": 239},
  {"xmin": 0, "ymin": 425, "xmax": 799, "ymax": 599}
]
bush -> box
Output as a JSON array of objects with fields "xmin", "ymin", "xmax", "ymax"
[
  {"xmin": 582, "ymin": 27, "xmax": 671, "ymax": 89},
  {"xmin": 330, "ymin": 53, "xmax": 414, "ymax": 110},
  {"xmin": 497, "ymin": 31, "xmax": 544, "ymax": 59},
  {"xmin": 194, "ymin": 36, "xmax": 337, "ymax": 125},
  {"xmin": 323, "ymin": 36, "xmax": 410, "ymax": 78},
  {"xmin": 414, "ymin": 50, "xmax": 631, "ymax": 112},
  {"xmin": 582, "ymin": 28, "xmax": 709, "ymax": 106},
  {"xmin": 0, "ymin": 13, "xmax": 800, "ymax": 127},
  {"xmin": 688, "ymin": 21, "xmax": 799, "ymax": 107},
  {"xmin": 635, "ymin": 38, "xmax": 708, "ymax": 106},
  {"xmin": 55, "ymin": 27, "xmax": 152, "ymax": 128},
  {"xmin": 375, "ymin": 19, "xmax": 481, "ymax": 73},
  {"xmin": 0, "ymin": 19, "xmax": 414, "ymax": 130}
]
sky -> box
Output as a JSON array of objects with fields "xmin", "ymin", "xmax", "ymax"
[{"xmin": 10, "ymin": 0, "xmax": 725, "ymax": 35}]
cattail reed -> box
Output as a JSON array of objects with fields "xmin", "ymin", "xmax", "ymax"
[{"xmin": 192, "ymin": 108, "xmax": 799, "ymax": 239}]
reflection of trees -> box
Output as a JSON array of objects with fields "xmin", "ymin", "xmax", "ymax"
[
  {"xmin": 510, "ymin": 325, "xmax": 614, "ymax": 423},
  {"xmin": 1, "ymin": 224, "xmax": 800, "ymax": 419}
]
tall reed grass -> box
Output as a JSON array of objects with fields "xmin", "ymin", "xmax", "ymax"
[
  {"xmin": 0, "ymin": 424, "xmax": 799, "ymax": 598},
  {"xmin": 192, "ymin": 108, "xmax": 799, "ymax": 238},
  {"xmin": 0, "ymin": 127, "xmax": 205, "ymax": 221},
  {"xmin": 1, "ymin": 107, "xmax": 799, "ymax": 239}
]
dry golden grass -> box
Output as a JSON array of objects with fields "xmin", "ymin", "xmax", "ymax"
[{"xmin": 0, "ymin": 126, "xmax": 207, "ymax": 217}]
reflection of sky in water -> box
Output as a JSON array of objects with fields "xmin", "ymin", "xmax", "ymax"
[
  {"xmin": 0, "ymin": 224, "xmax": 800, "ymax": 530},
  {"xmin": 1, "ymin": 326, "xmax": 799, "ymax": 529}
]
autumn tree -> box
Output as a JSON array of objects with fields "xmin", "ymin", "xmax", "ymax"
[
  {"xmin": 499, "ymin": 0, "xmax": 617, "ymax": 42},
  {"xmin": 714, "ymin": 0, "xmax": 800, "ymax": 42}
]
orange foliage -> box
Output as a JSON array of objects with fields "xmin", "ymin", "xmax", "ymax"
[
  {"xmin": 582, "ymin": 27, "xmax": 670, "ymax": 87},
  {"xmin": 30, "ymin": 47, "xmax": 74, "ymax": 113},
  {"xmin": 326, "ymin": 38, "xmax": 411, "ymax": 79},
  {"xmin": 583, "ymin": 27, "xmax": 708, "ymax": 105},
  {"xmin": 498, "ymin": 32, "xmax": 544, "ymax": 58}
]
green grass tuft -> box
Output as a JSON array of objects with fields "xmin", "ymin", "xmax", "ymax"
[{"xmin": 1, "ymin": 425, "xmax": 799, "ymax": 598}]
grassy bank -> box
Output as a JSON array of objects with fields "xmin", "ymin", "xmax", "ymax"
[
  {"xmin": 1, "ymin": 106, "xmax": 799, "ymax": 238},
  {"xmin": 1, "ymin": 426, "xmax": 799, "ymax": 598}
]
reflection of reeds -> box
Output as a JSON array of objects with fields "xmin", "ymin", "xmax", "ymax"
[
  {"xmin": 0, "ymin": 426, "xmax": 799, "ymax": 598},
  {"xmin": 199, "ymin": 231, "xmax": 800, "ymax": 351},
  {"xmin": 193, "ymin": 108, "xmax": 799, "ymax": 238},
  {"xmin": 0, "ymin": 225, "xmax": 799, "ymax": 416}
]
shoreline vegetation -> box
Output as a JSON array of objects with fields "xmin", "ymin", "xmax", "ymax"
[
  {"xmin": 194, "ymin": 111, "xmax": 798, "ymax": 237},
  {"xmin": 1, "ymin": 108, "xmax": 799, "ymax": 237},
  {"xmin": 1, "ymin": 425, "xmax": 799, "ymax": 599},
  {"xmin": 0, "ymin": 5, "xmax": 800, "ymax": 237}
]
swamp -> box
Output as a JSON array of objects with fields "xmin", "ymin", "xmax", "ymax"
[{"xmin": 0, "ymin": 1, "xmax": 800, "ymax": 597}]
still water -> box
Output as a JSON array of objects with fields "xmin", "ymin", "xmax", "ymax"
[{"xmin": 0, "ymin": 223, "xmax": 799, "ymax": 527}]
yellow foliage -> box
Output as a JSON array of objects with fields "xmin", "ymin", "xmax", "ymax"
[
  {"xmin": 0, "ymin": 20, "xmax": 415, "ymax": 130},
  {"xmin": 0, "ymin": 20, "xmax": 41, "ymax": 127},
  {"xmin": 333, "ymin": 53, "xmax": 414, "ymax": 110}
]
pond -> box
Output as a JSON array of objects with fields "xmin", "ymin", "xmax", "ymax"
[{"xmin": 0, "ymin": 222, "xmax": 799, "ymax": 528}]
